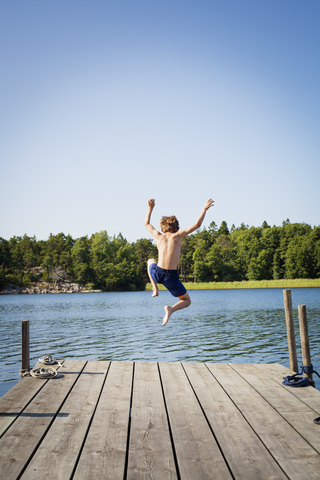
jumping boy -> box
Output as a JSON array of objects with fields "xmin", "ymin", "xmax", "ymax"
[{"xmin": 145, "ymin": 198, "xmax": 214, "ymax": 325}]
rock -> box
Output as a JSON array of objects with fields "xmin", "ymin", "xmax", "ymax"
[{"xmin": 1, "ymin": 280, "xmax": 90, "ymax": 295}]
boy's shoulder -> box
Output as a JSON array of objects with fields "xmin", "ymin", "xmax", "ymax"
[{"xmin": 166, "ymin": 231, "xmax": 184, "ymax": 241}]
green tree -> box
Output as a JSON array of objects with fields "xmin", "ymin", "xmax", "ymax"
[
  {"xmin": 285, "ymin": 233, "xmax": 317, "ymax": 279},
  {"xmin": 247, "ymin": 249, "xmax": 273, "ymax": 281},
  {"xmin": 179, "ymin": 235, "xmax": 196, "ymax": 281},
  {"xmin": 71, "ymin": 236, "xmax": 92, "ymax": 284},
  {"xmin": 193, "ymin": 260, "xmax": 211, "ymax": 282},
  {"xmin": 105, "ymin": 259, "xmax": 143, "ymax": 291},
  {"xmin": 205, "ymin": 236, "xmax": 239, "ymax": 281},
  {"xmin": 40, "ymin": 233, "xmax": 74, "ymax": 278},
  {"xmin": 218, "ymin": 221, "xmax": 229, "ymax": 236},
  {"xmin": 272, "ymin": 250, "xmax": 283, "ymax": 279},
  {"xmin": 90, "ymin": 231, "xmax": 113, "ymax": 287},
  {"xmin": 204, "ymin": 244, "xmax": 223, "ymax": 281},
  {"xmin": 0, "ymin": 238, "xmax": 10, "ymax": 269},
  {"xmin": 134, "ymin": 238, "xmax": 157, "ymax": 284},
  {"xmin": 0, "ymin": 265, "xmax": 6, "ymax": 289}
]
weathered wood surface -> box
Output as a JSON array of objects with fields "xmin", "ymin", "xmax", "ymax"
[
  {"xmin": 283, "ymin": 289, "xmax": 298, "ymax": 373},
  {"xmin": 0, "ymin": 360, "xmax": 85, "ymax": 480},
  {"xmin": 232, "ymin": 363, "xmax": 320, "ymax": 454},
  {"xmin": 183, "ymin": 362, "xmax": 287, "ymax": 480},
  {"xmin": 73, "ymin": 361, "xmax": 133, "ymax": 480},
  {"xmin": 127, "ymin": 362, "xmax": 177, "ymax": 480},
  {"xmin": 0, "ymin": 361, "xmax": 319, "ymax": 480},
  {"xmin": 0, "ymin": 375, "xmax": 47, "ymax": 437},
  {"xmin": 22, "ymin": 361, "xmax": 109, "ymax": 480},
  {"xmin": 160, "ymin": 362, "xmax": 232, "ymax": 480},
  {"xmin": 298, "ymin": 304, "xmax": 314, "ymax": 384},
  {"xmin": 208, "ymin": 363, "xmax": 320, "ymax": 480},
  {"xmin": 21, "ymin": 320, "xmax": 30, "ymax": 372}
]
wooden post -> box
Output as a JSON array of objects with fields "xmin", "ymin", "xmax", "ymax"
[
  {"xmin": 298, "ymin": 304, "xmax": 314, "ymax": 386},
  {"xmin": 283, "ymin": 289, "xmax": 298, "ymax": 373},
  {"xmin": 21, "ymin": 320, "xmax": 30, "ymax": 372}
]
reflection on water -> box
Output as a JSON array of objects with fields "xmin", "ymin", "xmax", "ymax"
[{"xmin": 0, "ymin": 288, "xmax": 319, "ymax": 396}]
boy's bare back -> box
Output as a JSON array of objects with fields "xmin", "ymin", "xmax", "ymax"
[
  {"xmin": 145, "ymin": 198, "xmax": 214, "ymax": 269},
  {"xmin": 156, "ymin": 232, "xmax": 184, "ymax": 270}
]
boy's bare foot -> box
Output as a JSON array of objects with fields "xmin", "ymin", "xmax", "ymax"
[
  {"xmin": 152, "ymin": 288, "xmax": 159, "ymax": 297},
  {"xmin": 163, "ymin": 305, "xmax": 172, "ymax": 325}
]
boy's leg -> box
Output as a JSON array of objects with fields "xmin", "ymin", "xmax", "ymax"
[
  {"xmin": 147, "ymin": 259, "xmax": 159, "ymax": 297},
  {"xmin": 163, "ymin": 292, "xmax": 191, "ymax": 326}
]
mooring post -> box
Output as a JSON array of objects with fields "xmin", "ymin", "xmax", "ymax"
[
  {"xmin": 21, "ymin": 320, "xmax": 30, "ymax": 372},
  {"xmin": 298, "ymin": 304, "xmax": 314, "ymax": 386},
  {"xmin": 283, "ymin": 289, "xmax": 298, "ymax": 373}
]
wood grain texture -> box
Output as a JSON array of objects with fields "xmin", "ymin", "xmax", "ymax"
[
  {"xmin": 283, "ymin": 289, "xmax": 299, "ymax": 372},
  {"xmin": 127, "ymin": 362, "xmax": 177, "ymax": 480},
  {"xmin": 207, "ymin": 363, "xmax": 320, "ymax": 480},
  {"xmin": 21, "ymin": 320, "xmax": 30, "ymax": 371},
  {"xmin": 73, "ymin": 361, "xmax": 133, "ymax": 480},
  {"xmin": 1, "ymin": 361, "xmax": 320, "ymax": 480},
  {"xmin": 0, "ymin": 360, "xmax": 85, "ymax": 480},
  {"xmin": 254, "ymin": 363, "xmax": 320, "ymax": 413},
  {"xmin": 159, "ymin": 362, "xmax": 232, "ymax": 480},
  {"xmin": 20, "ymin": 361, "xmax": 109, "ymax": 480},
  {"xmin": 231, "ymin": 363, "xmax": 320, "ymax": 453},
  {"xmin": 0, "ymin": 376, "xmax": 47, "ymax": 437},
  {"xmin": 298, "ymin": 305, "xmax": 313, "ymax": 382},
  {"xmin": 184, "ymin": 362, "xmax": 287, "ymax": 480}
]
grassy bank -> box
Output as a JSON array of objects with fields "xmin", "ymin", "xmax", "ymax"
[{"xmin": 146, "ymin": 278, "xmax": 320, "ymax": 291}]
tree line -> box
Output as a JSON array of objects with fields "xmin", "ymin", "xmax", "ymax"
[{"xmin": 0, "ymin": 219, "xmax": 319, "ymax": 291}]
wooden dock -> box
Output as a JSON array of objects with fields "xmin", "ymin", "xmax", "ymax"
[{"xmin": 0, "ymin": 361, "xmax": 319, "ymax": 479}]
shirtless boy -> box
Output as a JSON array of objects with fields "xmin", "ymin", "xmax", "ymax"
[{"xmin": 145, "ymin": 198, "xmax": 214, "ymax": 325}]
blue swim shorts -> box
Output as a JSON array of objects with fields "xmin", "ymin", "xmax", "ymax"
[{"xmin": 149, "ymin": 264, "xmax": 187, "ymax": 297}]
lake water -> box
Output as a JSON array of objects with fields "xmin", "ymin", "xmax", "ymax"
[{"xmin": 0, "ymin": 287, "xmax": 319, "ymax": 397}]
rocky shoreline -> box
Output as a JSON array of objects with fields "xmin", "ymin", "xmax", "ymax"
[{"xmin": 0, "ymin": 282, "xmax": 102, "ymax": 295}]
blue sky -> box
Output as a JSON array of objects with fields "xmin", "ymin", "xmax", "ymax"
[{"xmin": 1, "ymin": 1, "xmax": 319, "ymax": 243}]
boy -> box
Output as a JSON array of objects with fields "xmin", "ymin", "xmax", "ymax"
[{"xmin": 145, "ymin": 198, "xmax": 214, "ymax": 325}]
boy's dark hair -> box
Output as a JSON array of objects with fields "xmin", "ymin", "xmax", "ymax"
[{"xmin": 160, "ymin": 215, "xmax": 179, "ymax": 233}]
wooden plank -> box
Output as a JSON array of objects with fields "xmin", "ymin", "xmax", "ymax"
[
  {"xmin": 183, "ymin": 362, "xmax": 287, "ymax": 480},
  {"xmin": 0, "ymin": 360, "xmax": 86, "ymax": 480},
  {"xmin": 73, "ymin": 361, "xmax": 133, "ymax": 480},
  {"xmin": 159, "ymin": 362, "xmax": 232, "ymax": 480},
  {"xmin": 231, "ymin": 363, "xmax": 320, "ymax": 454},
  {"xmin": 20, "ymin": 361, "xmax": 109, "ymax": 479},
  {"xmin": 127, "ymin": 362, "xmax": 177, "ymax": 479},
  {"xmin": 254, "ymin": 363, "xmax": 320, "ymax": 413},
  {"xmin": 207, "ymin": 363, "xmax": 320, "ymax": 480},
  {"xmin": 0, "ymin": 376, "xmax": 47, "ymax": 437},
  {"xmin": 0, "ymin": 359, "xmax": 65, "ymax": 437}
]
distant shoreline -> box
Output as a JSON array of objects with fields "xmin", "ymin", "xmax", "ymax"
[
  {"xmin": 1, "ymin": 278, "xmax": 320, "ymax": 295},
  {"xmin": 0, "ymin": 282, "xmax": 102, "ymax": 295},
  {"xmin": 146, "ymin": 279, "xmax": 320, "ymax": 290}
]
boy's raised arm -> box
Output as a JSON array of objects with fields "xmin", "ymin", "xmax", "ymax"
[
  {"xmin": 144, "ymin": 198, "xmax": 162, "ymax": 239},
  {"xmin": 179, "ymin": 199, "xmax": 214, "ymax": 236}
]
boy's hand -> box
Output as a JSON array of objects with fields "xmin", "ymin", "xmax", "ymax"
[
  {"xmin": 204, "ymin": 199, "xmax": 214, "ymax": 210},
  {"xmin": 148, "ymin": 198, "xmax": 155, "ymax": 209}
]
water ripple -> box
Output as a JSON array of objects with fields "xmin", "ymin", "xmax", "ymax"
[{"xmin": 0, "ymin": 288, "xmax": 319, "ymax": 396}]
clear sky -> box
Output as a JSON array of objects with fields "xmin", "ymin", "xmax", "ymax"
[{"xmin": 1, "ymin": 1, "xmax": 319, "ymax": 243}]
